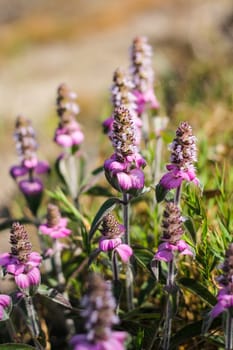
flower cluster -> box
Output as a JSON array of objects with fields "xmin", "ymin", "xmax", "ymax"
[
  {"xmin": 0, "ymin": 223, "xmax": 41, "ymax": 294},
  {"xmin": 10, "ymin": 115, "xmax": 50, "ymax": 202},
  {"xmin": 129, "ymin": 36, "xmax": 159, "ymax": 115},
  {"xmin": 153, "ymin": 202, "xmax": 193, "ymax": 262},
  {"xmin": 104, "ymin": 106, "xmax": 146, "ymax": 194},
  {"xmin": 160, "ymin": 121, "xmax": 199, "ymax": 190},
  {"xmin": 54, "ymin": 83, "xmax": 84, "ymax": 148},
  {"xmin": 211, "ymin": 244, "xmax": 233, "ymax": 318},
  {"xmin": 103, "ymin": 68, "xmax": 141, "ymax": 143},
  {"xmin": 39, "ymin": 203, "xmax": 71, "ymax": 239},
  {"xmin": 99, "ymin": 213, "xmax": 132, "ymax": 263},
  {"xmin": 71, "ymin": 273, "xmax": 127, "ymax": 350},
  {"xmin": 0, "ymin": 295, "xmax": 12, "ymax": 321}
]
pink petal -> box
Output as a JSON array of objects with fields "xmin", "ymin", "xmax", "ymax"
[
  {"xmin": 160, "ymin": 172, "xmax": 183, "ymax": 190},
  {"xmin": 0, "ymin": 295, "xmax": 11, "ymax": 308},
  {"xmin": 7, "ymin": 262, "xmax": 25, "ymax": 275},
  {"xmin": 0, "ymin": 253, "xmax": 12, "ymax": 266},
  {"xmin": 56, "ymin": 134, "xmax": 73, "ymax": 147},
  {"xmin": 15, "ymin": 273, "xmax": 30, "ymax": 289},
  {"xmin": 116, "ymin": 172, "xmax": 132, "ymax": 190},
  {"xmin": 129, "ymin": 169, "xmax": 144, "ymax": 189},
  {"xmin": 99, "ymin": 238, "xmax": 122, "ymax": 252},
  {"xmin": 72, "ymin": 131, "xmax": 84, "ymax": 145},
  {"xmin": 10, "ymin": 165, "xmax": 28, "ymax": 178},
  {"xmin": 28, "ymin": 252, "xmax": 42, "ymax": 266},
  {"xmin": 115, "ymin": 244, "xmax": 133, "ymax": 263},
  {"xmin": 27, "ymin": 267, "xmax": 41, "ymax": 286},
  {"xmin": 154, "ymin": 249, "xmax": 173, "ymax": 262},
  {"xmin": 35, "ymin": 161, "xmax": 50, "ymax": 174}
]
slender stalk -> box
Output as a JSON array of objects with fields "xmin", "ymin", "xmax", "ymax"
[
  {"xmin": 142, "ymin": 111, "xmax": 149, "ymax": 146},
  {"xmin": 225, "ymin": 310, "xmax": 233, "ymax": 350},
  {"xmin": 53, "ymin": 240, "xmax": 65, "ymax": 288},
  {"xmin": 174, "ymin": 184, "xmax": 182, "ymax": 205},
  {"xmin": 112, "ymin": 250, "xmax": 119, "ymax": 282},
  {"xmin": 154, "ymin": 135, "xmax": 163, "ymax": 184},
  {"xmin": 25, "ymin": 295, "xmax": 40, "ymax": 338},
  {"xmin": 122, "ymin": 193, "xmax": 134, "ymax": 310},
  {"xmin": 162, "ymin": 260, "xmax": 175, "ymax": 350}
]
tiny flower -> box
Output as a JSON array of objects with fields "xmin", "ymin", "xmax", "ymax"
[
  {"xmin": 70, "ymin": 273, "xmax": 127, "ymax": 350},
  {"xmin": 99, "ymin": 213, "xmax": 132, "ymax": 263},
  {"xmin": 159, "ymin": 122, "xmax": 199, "ymax": 190},
  {"xmin": 104, "ymin": 107, "xmax": 146, "ymax": 195},
  {"xmin": 54, "ymin": 83, "xmax": 84, "ymax": 148},
  {"xmin": 211, "ymin": 244, "xmax": 233, "ymax": 318},
  {"xmin": 152, "ymin": 202, "xmax": 193, "ymax": 263},
  {"xmin": 0, "ymin": 295, "xmax": 12, "ymax": 321},
  {"xmin": 0, "ymin": 223, "xmax": 42, "ymax": 294},
  {"xmin": 129, "ymin": 36, "xmax": 159, "ymax": 115},
  {"xmin": 39, "ymin": 204, "xmax": 71, "ymax": 239}
]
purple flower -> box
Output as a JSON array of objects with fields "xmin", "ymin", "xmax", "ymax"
[
  {"xmin": 159, "ymin": 122, "xmax": 199, "ymax": 191},
  {"xmin": 55, "ymin": 83, "xmax": 84, "ymax": 148},
  {"xmin": 154, "ymin": 240, "xmax": 193, "ymax": 262},
  {"xmin": 129, "ymin": 36, "xmax": 159, "ymax": 116},
  {"xmin": 133, "ymin": 88, "xmax": 160, "ymax": 115},
  {"xmin": 0, "ymin": 294, "xmax": 12, "ymax": 321},
  {"xmin": 39, "ymin": 204, "xmax": 71, "ymax": 239},
  {"xmin": 211, "ymin": 289, "xmax": 233, "ymax": 318},
  {"xmin": 99, "ymin": 238, "xmax": 132, "ymax": 263},
  {"xmin": 71, "ymin": 331, "xmax": 127, "ymax": 350},
  {"xmin": 70, "ymin": 273, "xmax": 127, "ymax": 350},
  {"xmin": 0, "ymin": 223, "xmax": 41, "ymax": 293},
  {"xmin": 104, "ymin": 107, "xmax": 146, "ymax": 194},
  {"xmin": 55, "ymin": 122, "xmax": 84, "ymax": 148},
  {"xmin": 211, "ymin": 244, "xmax": 233, "ymax": 319},
  {"xmin": 152, "ymin": 202, "xmax": 193, "ymax": 264},
  {"xmin": 160, "ymin": 164, "xmax": 199, "ymax": 190},
  {"xmin": 98, "ymin": 213, "xmax": 133, "ymax": 263},
  {"xmin": 19, "ymin": 179, "xmax": 43, "ymax": 195}
]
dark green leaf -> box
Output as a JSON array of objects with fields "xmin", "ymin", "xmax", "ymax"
[
  {"xmin": 89, "ymin": 197, "xmax": 121, "ymax": 240},
  {"xmin": 178, "ymin": 277, "xmax": 217, "ymax": 306},
  {"xmin": 84, "ymin": 185, "xmax": 113, "ymax": 197},
  {"xmin": 155, "ymin": 183, "xmax": 168, "ymax": 203},
  {"xmin": 37, "ymin": 285, "xmax": 72, "ymax": 308},
  {"xmin": 0, "ymin": 345, "xmax": 36, "ymax": 350},
  {"xmin": 133, "ymin": 247, "xmax": 154, "ymax": 271},
  {"xmin": 183, "ymin": 216, "xmax": 196, "ymax": 243}
]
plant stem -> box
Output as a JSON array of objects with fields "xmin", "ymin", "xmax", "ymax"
[
  {"xmin": 25, "ymin": 295, "xmax": 40, "ymax": 338},
  {"xmin": 122, "ymin": 193, "xmax": 130, "ymax": 245},
  {"xmin": 53, "ymin": 240, "xmax": 65, "ymax": 288},
  {"xmin": 174, "ymin": 184, "xmax": 182, "ymax": 205},
  {"xmin": 225, "ymin": 310, "xmax": 233, "ymax": 350},
  {"xmin": 122, "ymin": 193, "xmax": 134, "ymax": 310},
  {"xmin": 154, "ymin": 135, "xmax": 163, "ymax": 185},
  {"xmin": 162, "ymin": 260, "xmax": 175, "ymax": 350},
  {"xmin": 112, "ymin": 250, "xmax": 119, "ymax": 282}
]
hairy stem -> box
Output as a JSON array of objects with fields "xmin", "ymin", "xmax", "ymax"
[
  {"xmin": 225, "ymin": 310, "xmax": 233, "ymax": 350},
  {"xmin": 122, "ymin": 193, "xmax": 134, "ymax": 310},
  {"xmin": 112, "ymin": 250, "xmax": 119, "ymax": 282},
  {"xmin": 154, "ymin": 135, "xmax": 163, "ymax": 185},
  {"xmin": 25, "ymin": 295, "xmax": 40, "ymax": 338}
]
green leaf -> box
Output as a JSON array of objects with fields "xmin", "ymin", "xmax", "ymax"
[
  {"xmin": 178, "ymin": 277, "xmax": 217, "ymax": 306},
  {"xmin": 37, "ymin": 285, "xmax": 72, "ymax": 309},
  {"xmin": 183, "ymin": 216, "xmax": 196, "ymax": 243},
  {"xmin": 0, "ymin": 345, "xmax": 36, "ymax": 350},
  {"xmin": 133, "ymin": 247, "xmax": 154, "ymax": 271},
  {"xmin": 170, "ymin": 318, "xmax": 221, "ymax": 349},
  {"xmin": 89, "ymin": 197, "xmax": 121, "ymax": 240},
  {"xmin": 84, "ymin": 185, "xmax": 113, "ymax": 197},
  {"xmin": 155, "ymin": 183, "xmax": 168, "ymax": 203}
]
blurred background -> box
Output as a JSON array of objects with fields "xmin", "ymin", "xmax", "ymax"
[{"xmin": 0, "ymin": 0, "xmax": 232, "ymax": 206}]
